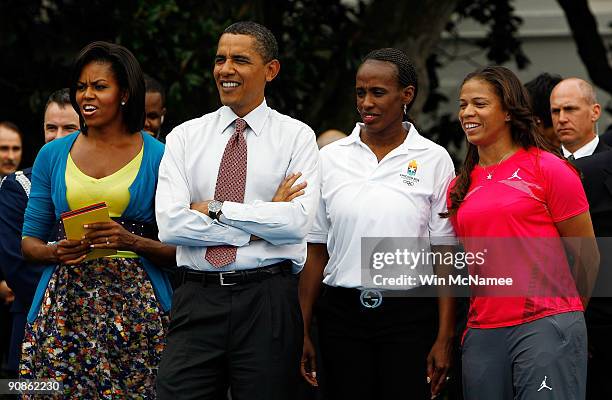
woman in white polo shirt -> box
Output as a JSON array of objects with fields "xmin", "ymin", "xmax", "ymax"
[{"xmin": 299, "ymin": 48, "xmax": 457, "ymax": 399}]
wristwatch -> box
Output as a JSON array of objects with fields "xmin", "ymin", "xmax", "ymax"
[{"xmin": 208, "ymin": 200, "xmax": 223, "ymax": 220}]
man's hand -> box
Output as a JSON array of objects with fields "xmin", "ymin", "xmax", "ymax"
[
  {"xmin": 300, "ymin": 334, "xmax": 318, "ymax": 386},
  {"xmin": 272, "ymin": 172, "xmax": 306, "ymax": 202},
  {"xmin": 191, "ymin": 200, "xmax": 213, "ymax": 216}
]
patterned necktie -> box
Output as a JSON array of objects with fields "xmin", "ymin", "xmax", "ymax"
[{"xmin": 205, "ymin": 118, "xmax": 248, "ymax": 267}]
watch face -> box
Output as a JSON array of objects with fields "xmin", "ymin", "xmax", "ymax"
[{"xmin": 209, "ymin": 201, "xmax": 222, "ymax": 213}]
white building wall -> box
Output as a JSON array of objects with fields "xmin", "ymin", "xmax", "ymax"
[{"xmin": 436, "ymin": 0, "xmax": 612, "ymax": 131}]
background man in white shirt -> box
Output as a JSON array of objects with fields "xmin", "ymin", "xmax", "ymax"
[
  {"xmin": 550, "ymin": 78, "xmax": 608, "ymax": 160},
  {"xmin": 155, "ymin": 21, "xmax": 320, "ymax": 400}
]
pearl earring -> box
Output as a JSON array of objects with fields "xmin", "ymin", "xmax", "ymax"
[{"xmin": 121, "ymin": 101, "xmax": 126, "ymax": 106}]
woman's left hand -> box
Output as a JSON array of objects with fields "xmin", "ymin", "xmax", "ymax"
[
  {"xmin": 83, "ymin": 221, "xmax": 138, "ymax": 251},
  {"xmin": 427, "ymin": 335, "xmax": 453, "ymax": 398}
]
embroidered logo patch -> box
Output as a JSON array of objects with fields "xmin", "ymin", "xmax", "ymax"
[
  {"xmin": 400, "ymin": 159, "xmax": 420, "ymax": 186},
  {"xmin": 407, "ymin": 160, "xmax": 418, "ymax": 176}
]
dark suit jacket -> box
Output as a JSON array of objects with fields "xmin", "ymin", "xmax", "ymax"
[
  {"xmin": 0, "ymin": 168, "xmax": 43, "ymax": 371},
  {"xmin": 600, "ymin": 125, "xmax": 612, "ymax": 148},
  {"xmin": 575, "ymin": 151, "xmax": 612, "ymax": 325},
  {"xmin": 593, "ymin": 139, "xmax": 610, "ymax": 155}
]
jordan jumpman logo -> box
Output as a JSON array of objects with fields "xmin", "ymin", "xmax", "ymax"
[
  {"xmin": 508, "ymin": 168, "xmax": 522, "ymax": 180},
  {"xmin": 538, "ymin": 376, "xmax": 552, "ymax": 392}
]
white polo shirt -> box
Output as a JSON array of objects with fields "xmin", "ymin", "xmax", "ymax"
[{"xmin": 307, "ymin": 122, "xmax": 456, "ymax": 288}]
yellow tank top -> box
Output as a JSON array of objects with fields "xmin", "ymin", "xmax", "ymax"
[{"xmin": 65, "ymin": 146, "xmax": 144, "ymax": 258}]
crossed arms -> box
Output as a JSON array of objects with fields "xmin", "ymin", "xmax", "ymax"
[{"xmin": 155, "ymin": 127, "xmax": 320, "ymax": 247}]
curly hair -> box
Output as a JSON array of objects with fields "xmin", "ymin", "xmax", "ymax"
[{"xmin": 444, "ymin": 66, "xmax": 559, "ymax": 217}]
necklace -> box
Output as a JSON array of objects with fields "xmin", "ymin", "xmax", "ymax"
[{"xmin": 479, "ymin": 150, "xmax": 514, "ymax": 180}]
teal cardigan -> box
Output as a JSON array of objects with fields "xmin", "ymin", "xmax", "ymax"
[{"xmin": 23, "ymin": 131, "xmax": 172, "ymax": 322}]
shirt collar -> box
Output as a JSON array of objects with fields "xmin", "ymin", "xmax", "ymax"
[
  {"xmin": 218, "ymin": 99, "xmax": 270, "ymax": 136},
  {"xmin": 562, "ymin": 135, "xmax": 598, "ymax": 159},
  {"xmin": 340, "ymin": 121, "xmax": 431, "ymax": 153}
]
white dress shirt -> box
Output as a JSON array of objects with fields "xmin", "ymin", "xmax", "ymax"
[
  {"xmin": 562, "ymin": 135, "xmax": 599, "ymax": 159},
  {"xmin": 307, "ymin": 122, "xmax": 456, "ymax": 288},
  {"xmin": 156, "ymin": 100, "xmax": 320, "ymax": 272}
]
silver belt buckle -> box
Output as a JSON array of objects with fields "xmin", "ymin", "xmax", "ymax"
[
  {"xmin": 219, "ymin": 271, "xmax": 238, "ymax": 286},
  {"xmin": 360, "ymin": 289, "xmax": 383, "ymax": 308}
]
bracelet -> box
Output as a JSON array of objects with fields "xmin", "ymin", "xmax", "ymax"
[{"xmin": 45, "ymin": 241, "xmax": 60, "ymax": 264}]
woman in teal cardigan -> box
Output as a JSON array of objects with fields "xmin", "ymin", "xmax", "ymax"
[{"xmin": 21, "ymin": 41, "xmax": 174, "ymax": 397}]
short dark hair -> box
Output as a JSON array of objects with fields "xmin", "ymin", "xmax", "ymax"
[
  {"xmin": 362, "ymin": 48, "xmax": 419, "ymax": 115},
  {"xmin": 45, "ymin": 88, "xmax": 71, "ymax": 113},
  {"xmin": 223, "ymin": 21, "xmax": 278, "ymax": 63},
  {"xmin": 0, "ymin": 121, "xmax": 24, "ymax": 143},
  {"xmin": 70, "ymin": 41, "xmax": 145, "ymax": 134},
  {"xmin": 144, "ymin": 74, "xmax": 166, "ymax": 106},
  {"xmin": 524, "ymin": 73, "xmax": 562, "ymax": 128}
]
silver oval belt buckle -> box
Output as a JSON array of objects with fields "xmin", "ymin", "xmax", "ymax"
[{"xmin": 360, "ymin": 289, "xmax": 383, "ymax": 309}]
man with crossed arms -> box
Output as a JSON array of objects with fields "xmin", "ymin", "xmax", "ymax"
[{"xmin": 155, "ymin": 21, "xmax": 320, "ymax": 400}]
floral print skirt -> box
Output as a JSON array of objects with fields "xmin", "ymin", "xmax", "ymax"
[{"xmin": 20, "ymin": 258, "xmax": 169, "ymax": 399}]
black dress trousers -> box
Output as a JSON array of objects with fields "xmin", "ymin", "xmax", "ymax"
[{"xmin": 156, "ymin": 273, "xmax": 303, "ymax": 400}]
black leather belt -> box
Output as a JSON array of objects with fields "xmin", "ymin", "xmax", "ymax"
[{"xmin": 178, "ymin": 261, "xmax": 293, "ymax": 287}]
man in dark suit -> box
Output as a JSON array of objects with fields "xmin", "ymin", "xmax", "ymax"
[
  {"xmin": 0, "ymin": 88, "xmax": 78, "ymax": 376},
  {"xmin": 550, "ymin": 78, "xmax": 609, "ymax": 160},
  {"xmin": 600, "ymin": 124, "xmax": 612, "ymax": 147},
  {"xmin": 0, "ymin": 168, "xmax": 37, "ymax": 377},
  {"xmin": 575, "ymin": 150, "xmax": 612, "ymax": 399}
]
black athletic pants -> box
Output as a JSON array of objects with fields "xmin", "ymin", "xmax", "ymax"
[{"xmin": 316, "ymin": 285, "xmax": 438, "ymax": 400}]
